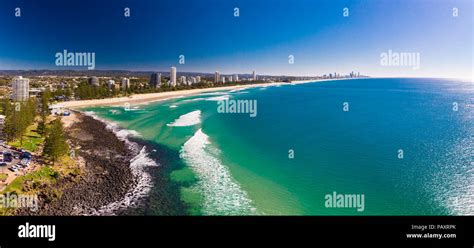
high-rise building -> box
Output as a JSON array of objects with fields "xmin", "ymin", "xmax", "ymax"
[
  {"xmin": 107, "ymin": 79, "xmax": 115, "ymax": 90},
  {"xmin": 215, "ymin": 71, "xmax": 221, "ymax": 83},
  {"xmin": 170, "ymin": 67, "xmax": 177, "ymax": 87},
  {"xmin": 252, "ymin": 70, "xmax": 257, "ymax": 81},
  {"xmin": 234, "ymin": 74, "xmax": 239, "ymax": 82},
  {"xmin": 150, "ymin": 72, "xmax": 162, "ymax": 88},
  {"xmin": 88, "ymin": 76, "xmax": 100, "ymax": 86},
  {"xmin": 121, "ymin": 78, "xmax": 130, "ymax": 90},
  {"xmin": 11, "ymin": 76, "xmax": 30, "ymax": 101},
  {"xmin": 180, "ymin": 76, "xmax": 186, "ymax": 85},
  {"xmin": 188, "ymin": 77, "xmax": 196, "ymax": 85},
  {"xmin": 229, "ymin": 76, "xmax": 233, "ymax": 82},
  {"xmin": 221, "ymin": 76, "xmax": 226, "ymax": 83},
  {"xmin": 196, "ymin": 76, "xmax": 201, "ymax": 83}
]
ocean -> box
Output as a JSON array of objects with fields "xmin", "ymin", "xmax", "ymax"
[{"xmin": 83, "ymin": 78, "xmax": 474, "ymax": 215}]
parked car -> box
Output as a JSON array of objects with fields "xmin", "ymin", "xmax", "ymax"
[
  {"xmin": 20, "ymin": 158, "xmax": 30, "ymax": 167},
  {"xmin": 21, "ymin": 151, "xmax": 32, "ymax": 160},
  {"xmin": 0, "ymin": 162, "xmax": 7, "ymax": 166},
  {"xmin": 3, "ymin": 153, "xmax": 12, "ymax": 162}
]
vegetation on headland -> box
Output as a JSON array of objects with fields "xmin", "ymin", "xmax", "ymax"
[
  {"xmin": 0, "ymin": 89, "xmax": 52, "ymax": 152},
  {"xmin": 0, "ymin": 90, "xmax": 79, "ymax": 215},
  {"xmin": 42, "ymin": 119, "xmax": 69, "ymax": 164},
  {"xmin": 0, "ymin": 156, "xmax": 81, "ymax": 215},
  {"xmin": 1, "ymin": 98, "xmax": 37, "ymax": 145},
  {"xmin": 8, "ymin": 122, "xmax": 44, "ymax": 152}
]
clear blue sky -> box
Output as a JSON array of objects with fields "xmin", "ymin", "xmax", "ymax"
[{"xmin": 0, "ymin": 0, "xmax": 472, "ymax": 79}]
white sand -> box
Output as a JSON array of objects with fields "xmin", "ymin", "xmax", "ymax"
[{"xmin": 60, "ymin": 78, "xmax": 354, "ymax": 108}]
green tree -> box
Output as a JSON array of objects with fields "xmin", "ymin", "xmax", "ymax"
[
  {"xmin": 3, "ymin": 101, "xmax": 16, "ymax": 142},
  {"xmin": 37, "ymin": 112, "xmax": 47, "ymax": 135},
  {"xmin": 41, "ymin": 89, "xmax": 51, "ymax": 115},
  {"xmin": 42, "ymin": 118, "xmax": 68, "ymax": 164}
]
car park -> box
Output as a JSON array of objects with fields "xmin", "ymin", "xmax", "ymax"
[{"xmin": 3, "ymin": 152, "xmax": 13, "ymax": 162}]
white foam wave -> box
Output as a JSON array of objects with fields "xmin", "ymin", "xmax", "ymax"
[
  {"xmin": 180, "ymin": 129, "xmax": 255, "ymax": 215},
  {"xmin": 169, "ymin": 105, "xmax": 178, "ymax": 108},
  {"xmin": 181, "ymin": 98, "xmax": 205, "ymax": 103},
  {"xmin": 167, "ymin": 110, "xmax": 201, "ymax": 127},
  {"xmin": 198, "ymin": 92, "xmax": 228, "ymax": 96},
  {"xmin": 229, "ymin": 87, "xmax": 249, "ymax": 93},
  {"xmin": 90, "ymin": 147, "xmax": 159, "ymax": 215},
  {"xmin": 205, "ymin": 95, "xmax": 230, "ymax": 101}
]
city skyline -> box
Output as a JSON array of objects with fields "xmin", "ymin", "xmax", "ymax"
[{"xmin": 0, "ymin": 0, "xmax": 472, "ymax": 80}]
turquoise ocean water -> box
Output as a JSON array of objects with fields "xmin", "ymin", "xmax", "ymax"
[{"xmin": 84, "ymin": 78, "xmax": 473, "ymax": 215}]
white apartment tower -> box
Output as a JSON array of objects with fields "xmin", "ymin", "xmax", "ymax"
[
  {"xmin": 215, "ymin": 71, "xmax": 221, "ymax": 83},
  {"xmin": 170, "ymin": 67, "xmax": 177, "ymax": 87},
  {"xmin": 180, "ymin": 76, "xmax": 186, "ymax": 85},
  {"xmin": 12, "ymin": 76, "xmax": 30, "ymax": 101},
  {"xmin": 107, "ymin": 79, "xmax": 115, "ymax": 90},
  {"xmin": 121, "ymin": 78, "xmax": 130, "ymax": 90}
]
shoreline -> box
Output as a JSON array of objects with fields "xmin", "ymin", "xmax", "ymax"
[
  {"xmin": 17, "ymin": 111, "xmax": 142, "ymax": 215},
  {"xmin": 28, "ymin": 77, "xmax": 360, "ymax": 215},
  {"xmin": 60, "ymin": 78, "xmax": 357, "ymax": 108},
  {"xmin": 78, "ymin": 110, "xmax": 159, "ymax": 215}
]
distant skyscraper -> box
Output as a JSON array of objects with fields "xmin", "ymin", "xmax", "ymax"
[
  {"xmin": 150, "ymin": 72, "xmax": 162, "ymax": 88},
  {"xmin": 180, "ymin": 76, "xmax": 186, "ymax": 85},
  {"xmin": 189, "ymin": 77, "xmax": 197, "ymax": 85},
  {"xmin": 107, "ymin": 79, "xmax": 115, "ymax": 90},
  {"xmin": 11, "ymin": 76, "xmax": 29, "ymax": 101},
  {"xmin": 215, "ymin": 71, "xmax": 221, "ymax": 83},
  {"xmin": 88, "ymin": 76, "xmax": 100, "ymax": 86},
  {"xmin": 234, "ymin": 74, "xmax": 239, "ymax": 82},
  {"xmin": 221, "ymin": 76, "xmax": 226, "ymax": 83},
  {"xmin": 229, "ymin": 76, "xmax": 233, "ymax": 82},
  {"xmin": 196, "ymin": 76, "xmax": 201, "ymax": 83},
  {"xmin": 170, "ymin": 67, "xmax": 177, "ymax": 87},
  {"xmin": 252, "ymin": 70, "xmax": 257, "ymax": 81},
  {"xmin": 121, "ymin": 78, "xmax": 130, "ymax": 90}
]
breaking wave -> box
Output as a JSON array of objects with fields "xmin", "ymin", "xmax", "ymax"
[
  {"xmin": 82, "ymin": 111, "xmax": 159, "ymax": 215},
  {"xmin": 180, "ymin": 128, "xmax": 255, "ymax": 215},
  {"xmin": 205, "ymin": 95, "xmax": 230, "ymax": 101},
  {"xmin": 167, "ymin": 110, "xmax": 201, "ymax": 127}
]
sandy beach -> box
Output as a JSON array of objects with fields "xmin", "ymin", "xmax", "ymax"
[
  {"xmin": 60, "ymin": 78, "xmax": 362, "ymax": 109},
  {"xmin": 61, "ymin": 82, "xmax": 287, "ymax": 108}
]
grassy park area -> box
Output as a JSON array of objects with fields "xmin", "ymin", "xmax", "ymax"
[{"xmin": 8, "ymin": 122, "xmax": 44, "ymax": 152}]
